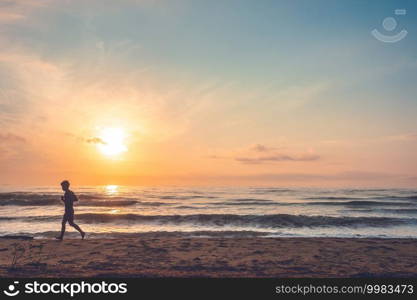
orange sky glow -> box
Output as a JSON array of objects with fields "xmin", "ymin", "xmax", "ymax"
[{"xmin": 1, "ymin": 1, "xmax": 417, "ymax": 187}]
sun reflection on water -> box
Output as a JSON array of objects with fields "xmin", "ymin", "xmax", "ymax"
[{"xmin": 105, "ymin": 185, "xmax": 119, "ymax": 195}]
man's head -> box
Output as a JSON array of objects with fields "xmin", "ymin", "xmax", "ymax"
[{"xmin": 60, "ymin": 180, "xmax": 70, "ymax": 191}]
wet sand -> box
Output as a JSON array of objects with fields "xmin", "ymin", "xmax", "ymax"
[{"xmin": 1, "ymin": 236, "xmax": 417, "ymax": 277}]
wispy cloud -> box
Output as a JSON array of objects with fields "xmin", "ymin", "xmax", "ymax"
[
  {"xmin": 249, "ymin": 144, "xmax": 279, "ymax": 152},
  {"xmin": 0, "ymin": 133, "xmax": 26, "ymax": 144},
  {"xmin": 235, "ymin": 153, "xmax": 320, "ymax": 164},
  {"xmin": 209, "ymin": 143, "xmax": 320, "ymax": 165},
  {"xmin": 383, "ymin": 133, "xmax": 417, "ymax": 142},
  {"xmin": 64, "ymin": 133, "xmax": 107, "ymax": 145},
  {"xmin": 0, "ymin": 0, "xmax": 50, "ymax": 24},
  {"xmin": 234, "ymin": 171, "xmax": 412, "ymax": 182},
  {"xmin": 85, "ymin": 137, "xmax": 106, "ymax": 145},
  {"xmin": 0, "ymin": 132, "xmax": 27, "ymax": 160},
  {"xmin": 322, "ymin": 132, "xmax": 417, "ymax": 146}
]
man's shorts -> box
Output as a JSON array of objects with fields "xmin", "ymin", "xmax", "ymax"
[{"xmin": 62, "ymin": 210, "xmax": 74, "ymax": 223}]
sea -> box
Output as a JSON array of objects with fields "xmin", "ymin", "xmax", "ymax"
[{"xmin": 0, "ymin": 186, "xmax": 416, "ymax": 239}]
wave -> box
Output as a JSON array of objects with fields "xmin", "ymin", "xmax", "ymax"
[
  {"xmin": 208, "ymin": 198, "xmax": 280, "ymax": 206},
  {"xmin": 157, "ymin": 195, "xmax": 217, "ymax": 200},
  {"xmin": 0, "ymin": 192, "xmax": 107, "ymax": 200},
  {"xmin": 306, "ymin": 197, "xmax": 363, "ymax": 200},
  {"xmin": 2, "ymin": 230, "xmax": 271, "ymax": 239},
  {"xmin": 306, "ymin": 195, "xmax": 417, "ymax": 201},
  {"xmin": 379, "ymin": 208, "xmax": 417, "ymax": 214},
  {"xmin": 3, "ymin": 213, "xmax": 415, "ymax": 228},
  {"xmin": 139, "ymin": 202, "xmax": 176, "ymax": 207},
  {"xmin": 379, "ymin": 195, "xmax": 417, "ymax": 200},
  {"xmin": 249, "ymin": 188, "xmax": 295, "ymax": 194},
  {"xmin": 0, "ymin": 199, "xmax": 139, "ymax": 207},
  {"xmin": 309, "ymin": 201, "xmax": 414, "ymax": 207},
  {"xmin": 175, "ymin": 205, "xmax": 210, "ymax": 210},
  {"xmin": 341, "ymin": 188, "xmax": 395, "ymax": 192},
  {"xmin": 216, "ymin": 201, "xmax": 286, "ymax": 206},
  {"xmin": 232, "ymin": 198, "xmax": 274, "ymax": 202},
  {"xmin": 0, "ymin": 193, "xmax": 175, "ymax": 207},
  {"xmin": 1, "ymin": 198, "xmax": 413, "ymax": 208}
]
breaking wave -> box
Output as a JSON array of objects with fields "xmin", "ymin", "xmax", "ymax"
[{"xmin": 2, "ymin": 213, "xmax": 415, "ymax": 228}]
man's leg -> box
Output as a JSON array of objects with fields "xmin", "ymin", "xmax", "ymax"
[
  {"xmin": 68, "ymin": 216, "xmax": 85, "ymax": 239},
  {"xmin": 56, "ymin": 215, "xmax": 67, "ymax": 240}
]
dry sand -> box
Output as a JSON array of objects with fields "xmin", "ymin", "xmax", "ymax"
[{"xmin": 1, "ymin": 236, "xmax": 417, "ymax": 277}]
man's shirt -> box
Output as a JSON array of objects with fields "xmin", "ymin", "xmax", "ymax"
[{"xmin": 64, "ymin": 190, "xmax": 78, "ymax": 212}]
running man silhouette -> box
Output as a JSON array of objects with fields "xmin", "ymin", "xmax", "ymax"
[{"xmin": 56, "ymin": 180, "xmax": 85, "ymax": 240}]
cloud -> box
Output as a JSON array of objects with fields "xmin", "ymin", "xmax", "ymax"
[
  {"xmin": 0, "ymin": 51, "xmax": 65, "ymax": 128},
  {"xmin": 0, "ymin": 10, "xmax": 25, "ymax": 23},
  {"xmin": 208, "ymin": 143, "xmax": 320, "ymax": 164},
  {"xmin": 0, "ymin": 0, "xmax": 50, "ymax": 24},
  {"xmin": 235, "ymin": 153, "xmax": 320, "ymax": 164},
  {"xmin": 205, "ymin": 154, "xmax": 225, "ymax": 159},
  {"xmin": 384, "ymin": 133, "xmax": 417, "ymax": 142},
  {"xmin": 193, "ymin": 171, "xmax": 409, "ymax": 183},
  {"xmin": 64, "ymin": 133, "xmax": 106, "ymax": 145},
  {"xmin": 0, "ymin": 132, "xmax": 27, "ymax": 160},
  {"xmin": 0, "ymin": 133, "xmax": 26, "ymax": 144},
  {"xmin": 86, "ymin": 137, "xmax": 106, "ymax": 145},
  {"xmin": 259, "ymin": 82, "xmax": 329, "ymax": 111},
  {"xmin": 322, "ymin": 132, "xmax": 417, "ymax": 146},
  {"xmin": 235, "ymin": 171, "xmax": 410, "ymax": 182},
  {"xmin": 249, "ymin": 144, "xmax": 278, "ymax": 152}
]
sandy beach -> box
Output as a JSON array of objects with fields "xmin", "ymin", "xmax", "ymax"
[{"xmin": 1, "ymin": 236, "xmax": 416, "ymax": 278}]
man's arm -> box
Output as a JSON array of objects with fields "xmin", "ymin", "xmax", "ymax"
[{"xmin": 72, "ymin": 192, "xmax": 78, "ymax": 202}]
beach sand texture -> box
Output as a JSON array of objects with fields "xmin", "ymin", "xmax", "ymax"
[{"xmin": 1, "ymin": 237, "xmax": 417, "ymax": 278}]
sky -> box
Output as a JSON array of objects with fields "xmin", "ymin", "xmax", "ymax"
[{"xmin": 0, "ymin": 0, "xmax": 417, "ymax": 187}]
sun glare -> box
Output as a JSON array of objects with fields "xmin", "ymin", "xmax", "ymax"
[
  {"xmin": 105, "ymin": 184, "xmax": 119, "ymax": 195},
  {"xmin": 97, "ymin": 128, "xmax": 127, "ymax": 157}
]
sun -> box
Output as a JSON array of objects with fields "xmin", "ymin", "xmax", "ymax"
[{"xmin": 97, "ymin": 127, "xmax": 127, "ymax": 157}]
